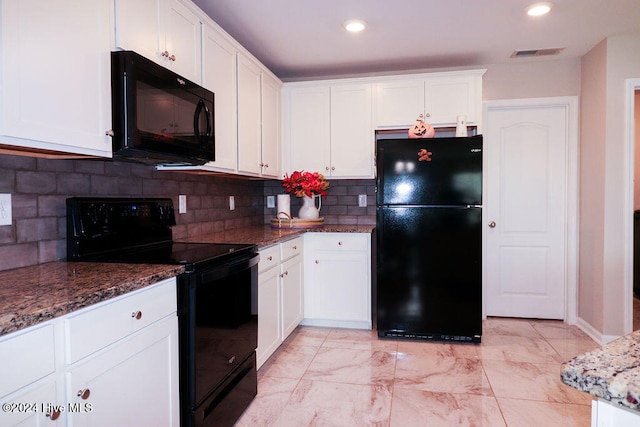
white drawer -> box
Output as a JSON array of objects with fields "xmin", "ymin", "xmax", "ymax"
[
  {"xmin": 259, "ymin": 245, "xmax": 281, "ymax": 272},
  {"xmin": 311, "ymin": 233, "xmax": 369, "ymax": 252},
  {"xmin": 0, "ymin": 323, "xmax": 56, "ymax": 398},
  {"xmin": 64, "ymin": 277, "xmax": 177, "ymax": 364},
  {"xmin": 281, "ymin": 237, "xmax": 303, "ymax": 261}
]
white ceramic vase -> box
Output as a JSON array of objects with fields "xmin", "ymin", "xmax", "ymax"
[{"xmin": 298, "ymin": 195, "xmax": 321, "ymax": 219}]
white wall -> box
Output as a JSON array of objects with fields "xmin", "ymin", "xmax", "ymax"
[
  {"xmin": 635, "ymin": 91, "xmax": 640, "ymax": 210},
  {"xmin": 482, "ymin": 59, "xmax": 581, "ymax": 100}
]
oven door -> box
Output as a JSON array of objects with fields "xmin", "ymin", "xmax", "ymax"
[{"xmin": 178, "ymin": 252, "xmax": 259, "ymax": 426}]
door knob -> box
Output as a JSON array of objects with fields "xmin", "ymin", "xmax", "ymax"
[{"xmin": 488, "ymin": 221, "xmax": 496, "ymax": 228}]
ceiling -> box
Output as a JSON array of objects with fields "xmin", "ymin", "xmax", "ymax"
[{"xmin": 191, "ymin": 0, "xmax": 640, "ymax": 81}]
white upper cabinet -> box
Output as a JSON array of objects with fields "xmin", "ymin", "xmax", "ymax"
[
  {"xmin": 0, "ymin": 0, "xmax": 112, "ymax": 157},
  {"xmin": 374, "ymin": 70, "xmax": 485, "ymax": 128},
  {"xmin": 237, "ymin": 53, "xmax": 263, "ymax": 176},
  {"xmin": 287, "ymin": 86, "xmax": 331, "ymax": 176},
  {"xmin": 115, "ymin": 0, "xmax": 202, "ymax": 84},
  {"xmin": 330, "ymin": 84, "xmax": 374, "ymax": 178},
  {"xmin": 284, "ymin": 83, "xmax": 373, "ymax": 179},
  {"xmin": 201, "ymin": 24, "xmax": 237, "ymax": 172},
  {"xmin": 261, "ymin": 73, "xmax": 282, "ymax": 178}
]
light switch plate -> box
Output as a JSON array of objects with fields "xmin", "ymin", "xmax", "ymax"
[
  {"xmin": 0, "ymin": 194, "xmax": 11, "ymax": 226},
  {"xmin": 178, "ymin": 195, "xmax": 187, "ymax": 214},
  {"xmin": 229, "ymin": 196, "xmax": 235, "ymax": 211},
  {"xmin": 266, "ymin": 195, "xmax": 275, "ymax": 208},
  {"xmin": 358, "ymin": 194, "xmax": 367, "ymax": 207}
]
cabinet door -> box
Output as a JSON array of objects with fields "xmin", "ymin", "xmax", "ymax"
[
  {"xmin": 304, "ymin": 234, "xmax": 371, "ymax": 328},
  {"xmin": 66, "ymin": 316, "xmax": 179, "ymax": 427},
  {"xmin": 1, "ymin": 0, "xmax": 112, "ymax": 157},
  {"xmin": 374, "ymin": 79, "xmax": 425, "ymax": 128},
  {"xmin": 424, "ymin": 76, "xmax": 477, "ymax": 125},
  {"xmin": 165, "ymin": 0, "xmax": 202, "ymax": 84},
  {"xmin": 288, "ymin": 86, "xmax": 331, "ymax": 175},
  {"xmin": 330, "ymin": 84, "xmax": 374, "ymax": 178},
  {"xmin": 202, "ymin": 25, "xmax": 237, "ymax": 172},
  {"xmin": 261, "ymin": 73, "xmax": 282, "ymax": 178},
  {"xmin": 281, "ymin": 255, "xmax": 303, "ymax": 338},
  {"xmin": 237, "ymin": 53, "xmax": 263, "ymax": 175},
  {"xmin": 114, "ymin": 0, "xmax": 164, "ymax": 64},
  {"xmin": 0, "ymin": 378, "xmax": 62, "ymax": 426},
  {"xmin": 257, "ymin": 266, "xmax": 280, "ymax": 369}
]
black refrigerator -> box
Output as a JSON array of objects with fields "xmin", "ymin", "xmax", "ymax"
[{"xmin": 376, "ymin": 136, "xmax": 483, "ymax": 343}]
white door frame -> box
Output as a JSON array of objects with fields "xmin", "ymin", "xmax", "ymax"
[
  {"xmin": 482, "ymin": 97, "xmax": 579, "ymax": 323},
  {"xmin": 623, "ymin": 79, "xmax": 640, "ymax": 334}
]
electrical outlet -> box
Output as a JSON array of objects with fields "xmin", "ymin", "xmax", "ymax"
[
  {"xmin": 229, "ymin": 196, "xmax": 235, "ymax": 211},
  {"xmin": 0, "ymin": 194, "xmax": 12, "ymax": 226},
  {"xmin": 178, "ymin": 195, "xmax": 187, "ymax": 214},
  {"xmin": 358, "ymin": 194, "xmax": 367, "ymax": 207},
  {"xmin": 266, "ymin": 195, "xmax": 275, "ymax": 208}
]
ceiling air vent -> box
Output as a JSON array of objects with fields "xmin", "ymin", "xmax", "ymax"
[{"xmin": 510, "ymin": 48, "xmax": 564, "ymax": 58}]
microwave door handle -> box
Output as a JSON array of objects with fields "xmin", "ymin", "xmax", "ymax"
[
  {"xmin": 204, "ymin": 104, "xmax": 212, "ymax": 139},
  {"xmin": 193, "ymin": 99, "xmax": 204, "ymax": 143}
]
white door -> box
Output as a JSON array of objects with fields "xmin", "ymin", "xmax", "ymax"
[{"xmin": 485, "ymin": 102, "xmax": 571, "ymax": 319}]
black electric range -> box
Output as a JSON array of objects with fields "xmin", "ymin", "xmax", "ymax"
[{"xmin": 66, "ymin": 197, "xmax": 259, "ymax": 427}]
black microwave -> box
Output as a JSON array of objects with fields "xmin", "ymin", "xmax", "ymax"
[{"xmin": 111, "ymin": 50, "xmax": 215, "ymax": 165}]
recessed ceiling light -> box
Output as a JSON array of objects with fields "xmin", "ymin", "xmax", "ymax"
[
  {"xmin": 526, "ymin": 2, "xmax": 553, "ymax": 16},
  {"xmin": 344, "ymin": 20, "xmax": 366, "ymax": 33}
]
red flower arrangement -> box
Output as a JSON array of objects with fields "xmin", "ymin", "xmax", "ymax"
[{"xmin": 282, "ymin": 171, "xmax": 330, "ymax": 198}]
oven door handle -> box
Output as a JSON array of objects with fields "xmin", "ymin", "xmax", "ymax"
[{"xmin": 198, "ymin": 254, "xmax": 259, "ymax": 283}]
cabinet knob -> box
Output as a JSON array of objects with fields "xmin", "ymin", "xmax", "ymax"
[
  {"xmin": 170, "ymin": 54, "xmax": 176, "ymax": 62},
  {"xmin": 132, "ymin": 310, "xmax": 142, "ymax": 320},
  {"xmin": 264, "ymin": 163, "xmax": 269, "ymax": 168},
  {"xmin": 315, "ymin": 260, "xmax": 319, "ymax": 264},
  {"xmin": 228, "ymin": 355, "xmax": 236, "ymax": 364},
  {"xmin": 77, "ymin": 389, "xmax": 91, "ymax": 400},
  {"xmin": 105, "ymin": 129, "xmax": 114, "ymax": 137},
  {"xmin": 46, "ymin": 410, "xmax": 61, "ymax": 421},
  {"xmin": 338, "ymin": 241, "xmax": 343, "ymax": 246},
  {"xmin": 488, "ymin": 221, "xmax": 496, "ymax": 228},
  {"xmin": 267, "ymin": 255, "xmax": 273, "ymax": 261},
  {"xmin": 425, "ymin": 112, "xmax": 431, "ymax": 118},
  {"xmin": 292, "ymin": 245, "xmax": 297, "ymax": 250},
  {"xmin": 331, "ymin": 166, "xmax": 335, "ymax": 171},
  {"xmin": 325, "ymin": 166, "xmax": 330, "ymax": 171},
  {"xmin": 162, "ymin": 50, "xmax": 170, "ymax": 58}
]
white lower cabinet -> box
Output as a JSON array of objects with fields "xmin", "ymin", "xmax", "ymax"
[
  {"xmin": 592, "ymin": 399, "xmax": 640, "ymax": 427},
  {"xmin": 257, "ymin": 237, "xmax": 303, "ymax": 368},
  {"xmin": 65, "ymin": 316, "xmax": 179, "ymax": 427},
  {"xmin": 303, "ymin": 233, "xmax": 372, "ymax": 329},
  {"xmin": 0, "ymin": 277, "xmax": 179, "ymax": 427}
]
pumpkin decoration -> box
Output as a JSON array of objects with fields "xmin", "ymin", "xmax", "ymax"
[{"xmin": 408, "ymin": 116, "xmax": 435, "ymax": 139}]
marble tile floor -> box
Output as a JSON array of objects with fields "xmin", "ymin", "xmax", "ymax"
[{"xmin": 236, "ymin": 317, "xmax": 600, "ymax": 427}]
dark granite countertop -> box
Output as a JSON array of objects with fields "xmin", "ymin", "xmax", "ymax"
[
  {"xmin": 0, "ymin": 262, "xmax": 184, "ymax": 337},
  {"xmin": 561, "ymin": 331, "xmax": 640, "ymax": 412},
  {"xmin": 178, "ymin": 224, "xmax": 375, "ymax": 248},
  {"xmin": 0, "ymin": 225, "xmax": 374, "ymax": 338}
]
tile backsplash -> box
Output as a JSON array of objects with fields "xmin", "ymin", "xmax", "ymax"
[
  {"xmin": 0, "ymin": 154, "xmax": 376, "ymax": 272},
  {"xmin": 0, "ymin": 154, "xmax": 263, "ymax": 271}
]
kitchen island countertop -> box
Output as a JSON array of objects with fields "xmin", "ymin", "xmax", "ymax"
[{"xmin": 561, "ymin": 330, "xmax": 640, "ymax": 412}]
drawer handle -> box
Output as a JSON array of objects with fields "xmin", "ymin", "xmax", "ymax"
[
  {"xmin": 77, "ymin": 388, "xmax": 91, "ymax": 400},
  {"xmin": 132, "ymin": 310, "xmax": 142, "ymax": 320},
  {"xmin": 46, "ymin": 410, "xmax": 61, "ymax": 420}
]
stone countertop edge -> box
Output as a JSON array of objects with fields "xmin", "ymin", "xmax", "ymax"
[
  {"xmin": 561, "ymin": 330, "xmax": 640, "ymax": 412},
  {"xmin": 177, "ymin": 224, "xmax": 376, "ymax": 249},
  {"xmin": 0, "ymin": 262, "xmax": 185, "ymax": 337}
]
